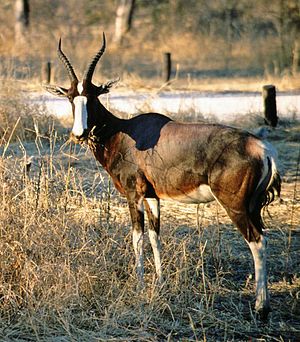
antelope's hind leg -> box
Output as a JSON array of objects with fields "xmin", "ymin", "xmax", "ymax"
[
  {"xmin": 144, "ymin": 198, "xmax": 163, "ymax": 284},
  {"xmin": 223, "ymin": 209, "xmax": 271, "ymax": 319},
  {"xmin": 247, "ymin": 234, "xmax": 270, "ymax": 319},
  {"xmin": 210, "ymin": 166, "xmax": 271, "ymax": 318}
]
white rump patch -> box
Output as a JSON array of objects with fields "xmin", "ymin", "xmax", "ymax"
[
  {"xmin": 72, "ymin": 96, "xmax": 88, "ymax": 137},
  {"xmin": 254, "ymin": 140, "xmax": 278, "ymax": 195}
]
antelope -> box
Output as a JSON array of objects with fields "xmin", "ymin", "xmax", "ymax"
[{"xmin": 44, "ymin": 33, "xmax": 281, "ymax": 319}]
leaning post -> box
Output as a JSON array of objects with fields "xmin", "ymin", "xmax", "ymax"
[{"xmin": 262, "ymin": 85, "xmax": 278, "ymax": 127}]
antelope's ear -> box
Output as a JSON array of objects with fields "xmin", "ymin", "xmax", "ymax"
[
  {"xmin": 42, "ymin": 84, "xmax": 68, "ymax": 97},
  {"xmin": 96, "ymin": 78, "xmax": 119, "ymax": 96}
]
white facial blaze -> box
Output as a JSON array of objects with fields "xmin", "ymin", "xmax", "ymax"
[
  {"xmin": 72, "ymin": 96, "xmax": 88, "ymax": 137},
  {"xmin": 77, "ymin": 82, "xmax": 84, "ymax": 94}
]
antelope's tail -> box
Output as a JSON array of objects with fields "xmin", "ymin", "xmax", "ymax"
[{"xmin": 249, "ymin": 153, "xmax": 281, "ymax": 234}]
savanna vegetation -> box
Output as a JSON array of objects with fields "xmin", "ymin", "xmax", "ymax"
[
  {"xmin": 2, "ymin": 0, "xmax": 300, "ymax": 88},
  {"xmin": 0, "ymin": 1, "xmax": 299, "ymax": 341},
  {"xmin": 0, "ymin": 85, "xmax": 299, "ymax": 341}
]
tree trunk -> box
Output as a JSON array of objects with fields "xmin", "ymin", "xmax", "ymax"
[
  {"xmin": 14, "ymin": 0, "xmax": 30, "ymax": 45},
  {"xmin": 292, "ymin": 39, "xmax": 299, "ymax": 76},
  {"xmin": 114, "ymin": 0, "xmax": 136, "ymax": 45}
]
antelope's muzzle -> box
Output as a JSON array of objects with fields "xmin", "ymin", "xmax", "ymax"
[{"xmin": 70, "ymin": 129, "xmax": 89, "ymax": 144}]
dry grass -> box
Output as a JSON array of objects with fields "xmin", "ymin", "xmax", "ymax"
[
  {"xmin": 0, "ymin": 80, "xmax": 66, "ymax": 145},
  {"xmin": 0, "ymin": 98, "xmax": 299, "ymax": 341},
  {"xmin": 3, "ymin": 25, "xmax": 300, "ymax": 95}
]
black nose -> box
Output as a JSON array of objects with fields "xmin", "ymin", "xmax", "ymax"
[{"xmin": 70, "ymin": 129, "xmax": 89, "ymax": 142}]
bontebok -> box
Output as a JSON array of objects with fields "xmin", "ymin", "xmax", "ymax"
[{"xmin": 44, "ymin": 33, "xmax": 281, "ymax": 319}]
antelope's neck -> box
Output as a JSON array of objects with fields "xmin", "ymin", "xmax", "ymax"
[
  {"xmin": 94, "ymin": 103, "xmax": 122, "ymax": 142},
  {"xmin": 88, "ymin": 104, "xmax": 124, "ymax": 169}
]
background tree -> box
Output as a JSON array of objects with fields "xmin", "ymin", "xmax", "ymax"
[
  {"xmin": 14, "ymin": 0, "xmax": 30, "ymax": 46},
  {"xmin": 114, "ymin": 0, "xmax": 136, "ymax": 45},
  {"xmin": 1, "ymin": 0, "xmax": 300, "ymax": 80}
]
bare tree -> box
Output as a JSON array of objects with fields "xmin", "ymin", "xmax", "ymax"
[
  {"xmin": 113, "ymin": 0, "xmax": 136, "ymax": 45},
  {"xmin": 14, "ymin": 0, "xmax": 30, "ymax": 45}
]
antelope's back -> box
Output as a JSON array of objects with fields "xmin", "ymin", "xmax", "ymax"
[{"xmin": 130, "ymin": 121, "xmax": 270, "ymax": 202}]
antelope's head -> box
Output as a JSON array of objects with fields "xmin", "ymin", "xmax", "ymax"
[{"xmin": 44, "ymin": 33, "xmax": 117, "ymax": 143}]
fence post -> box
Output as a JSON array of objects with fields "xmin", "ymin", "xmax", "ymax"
[
  {"xmin": 163, "ymin": 52, "xmax": 172, "ymax": 83},
  {"xmin": 41, "ymin": 61, "xmax": 51, "ymax": 84},
  {"xmin": 262, "ymin": 85, "xmax": 278, "ymax": 127}
]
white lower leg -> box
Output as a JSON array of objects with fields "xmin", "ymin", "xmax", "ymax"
[
  {"xmin": 144, "ymin": 198, "xmax": 163, "ymax": 283},
  {"xmin": 148, "ymin": 229, "xmax": 163, "ymax": 283},
  {"xmin": 132, "ymin": 229, "xmax": 144, "ymax": 284},
  {"xmin": 248, "ymin": 235, "xmax": 270, "ymax": 312}
]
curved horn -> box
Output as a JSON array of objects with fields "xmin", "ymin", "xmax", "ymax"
[
  {"xmin": 57, "ymin": 38, "xmax": 78, "ymax": 83},
  {"xmin": 84, "ymin": 32, "xmax": 106, "ymax": 83}
]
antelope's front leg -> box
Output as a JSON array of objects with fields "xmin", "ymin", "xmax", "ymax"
[
  {"xmin": 144, "ymin": 198, "xmax": 163, "ymax": 283},
  {"xmin": 128, "ymin": 198, "xmax": 145, "ymax": 286}
]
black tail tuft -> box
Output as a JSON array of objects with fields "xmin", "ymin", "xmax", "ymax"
[
  {"xmin": 249, "ymin": 157, "xmax": 281, "ymax": 236},
  {"xmin": 262, "ymin": 168, "xmax": 281, "ymax": 208}
]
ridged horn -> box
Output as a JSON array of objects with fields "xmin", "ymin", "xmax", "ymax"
[
  {"xmin": 57, "ymin": 38, "xmax": 78, "ymax": 83},
  {"xmin": 84, "ymin": 32, "xmax": 106, "ymax": 83}
]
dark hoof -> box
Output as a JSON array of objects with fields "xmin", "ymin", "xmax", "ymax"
[{"xmin": 256, "ymin": 305, "xmax": 271, "ymax": 321}]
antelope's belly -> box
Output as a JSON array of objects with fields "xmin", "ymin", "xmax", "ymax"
[{"xmin": 158, "ymin": 184, "xmax": 215, "ymax": 204}]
